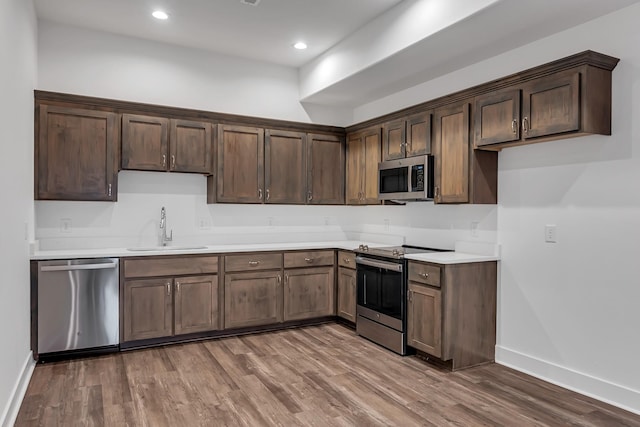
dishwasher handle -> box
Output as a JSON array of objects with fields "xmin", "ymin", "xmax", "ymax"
[{"xmin": 40, "ymin": 262, "xmax": 118, "ymax": 272}]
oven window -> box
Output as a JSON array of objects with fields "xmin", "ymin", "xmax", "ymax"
[
  {"xmin": 379, "ymin": 167, "xmax": 408, "ymax": 194},
  {"xmin": 357, "ymin": 264, "xmax": 403, "ymax": 319}
]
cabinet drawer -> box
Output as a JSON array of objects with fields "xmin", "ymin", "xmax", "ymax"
[
  {"xmin": 408, "ymin": 262, "xmax": 441, "ymax": 288},
  {"xmin": 337, "ymin": 251, "xmax": 356, "ymax": 269},
  {"xmin": 284, "ymin": 250, "xmax": 334, "ymax": 268},
  {"xmin": 225, "ymin": 253, "xmax": 282, "ymax": 272},
  {"xmin": 124, "ymin": 255, "xmax": 218, "ymax": 278}
]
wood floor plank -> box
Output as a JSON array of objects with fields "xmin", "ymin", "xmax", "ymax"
[{"xmin": 15, "ymin": 323, "xmax": 640, "ymax": 427}]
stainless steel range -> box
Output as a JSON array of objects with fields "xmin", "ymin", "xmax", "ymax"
[{"xmin": 354, "ymin": 244, "xmax": 449, "ymax": 355}]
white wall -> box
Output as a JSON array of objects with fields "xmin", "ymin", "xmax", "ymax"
[
  {"xmin": 0, "ymin": 0, "xmax": 37, "ymax": 425},
  {"xmin": 353, "ymin": 3, "xmax": 640, "ymax": 413},
  {"xmin": 37, "ymin": 20, "xmax": 352, "ymax": 126}
]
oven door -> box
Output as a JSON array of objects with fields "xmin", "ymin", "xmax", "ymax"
[{"xmin": 356, "ymin": 256, "xmax": 405, "ymax": 331}]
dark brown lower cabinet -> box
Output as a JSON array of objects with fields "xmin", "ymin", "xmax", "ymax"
[
  {"xmin": 406, "ymin": 260, "xmax": 497, "ymax": 370},
  {"xmin": 123, "ymin": 275, "xmax": 219, "ymax": 342},
  {"xmin": 407, "ymin": 283, "xmax": 442, "ymax": 357},
  {"xmin": 123, "ymin": 278, "xmax": 173, "ymax": 342},
  {"xmin": 224, "ymin": 271, "xmax": 283, "ymax": 329},
  {"xmin": 284, "ymin": 266, "xmax": 335, "ymax": 321},
  {"xmin": 337, "ymin": 266, "xmax": 356, "ymax": 323}
]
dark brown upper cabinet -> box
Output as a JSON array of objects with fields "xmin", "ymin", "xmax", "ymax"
[
  {"xmin": 307, "ymin": 133, "xmax": 345, "ymax": 205},
  {"xmin": 122, "ymin": 114, "xmax": 212, "ymax": 174},
  {"xmin": 216, "ymin": 124, "xmax": 265, "ymax": 203},
  {"xmin": 474, "ymin": 64, "xmax": 614, "ymax": 150},
  {"xmin": 265, "ymin": 129, "xmax": 307, "ymax": 204},
  {"xmin": 36, "ymin": 105, "xmax": 119, "ymax": 201},
  {"xmin": 434, "ymin": 101, "xmax": 497, "ymax": 205},
  {"xmin": 382, "ymin": 111, "xmax": 432, "ymax": 161},
  {"xmin": 346, "ymin": 126, "xmax": 381, "ymax": 205}
]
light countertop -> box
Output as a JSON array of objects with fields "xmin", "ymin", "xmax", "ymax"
[{"xmin": 31, "ymin": 241, "xmax": 500, "ymax": 264}]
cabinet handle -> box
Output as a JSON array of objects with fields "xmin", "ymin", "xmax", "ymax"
[
  {"xmin": 285, "ymin": 273, "xmax": 289, "ymax": 286},
  {"xmin": 258, "ymin": 188, "xmax": 263, "ymax": 200},
  {"xmin": 421, "ymin": 273, "xmax": 429, "ymax": 278},
  {"xmin": 343, "ymin": 258, "xmax": 350, "ymax": 263},
  {"xmin": 408, "ymin": 290, "xmax": 413, "ymax": 302},
  {"xmin": 176, "ymin": 281, "xmax": 180, "ymax": 293},
  {"xmin": 512, "ymin": 119, "xmax": 518, "ymax": 133},
  {"xmin": 266, "ymin": 189, "xmax": 270, "ymax": 201},
  {"xmin": 249, "ymin": 261, "xmax": 260, "ymax": 267},
  {"xmin": 304, "ymin": 257, "xmax": 313, "ymax": 263},
  {"xmin": 162, "ymin": 154, "xmax": 167, "ymax": 167},
  {"xmin": 522, "ymin": 117, "xmax": 529, "ymax": 133},
  {"xmin": 434, "ymin": 186, "xmax": 440, "ymax": 201},
  {"xmin": 107, "ymin": 184, "xmax": 112, "ymax": 197},
  {"xmin": 307, "ymin": 191, "xmax": 313, "ymax": 202},
  {"xmin": 166, "ymin": 283, "xmax": 171, "ymax": 296},
  {"xmin": 277, "ymin": 274, "xmax": 281, "ymax": 285},
  {"xmin": 171, "ymin": 155, "xmax": 176, "ymax": 169}
]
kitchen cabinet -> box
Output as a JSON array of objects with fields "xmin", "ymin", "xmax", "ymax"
[
  {"xmin": 382, "ymin": 111, "xmax": 432, "ymax": 161},
  {"xmin": 346, "ymin": 126, "xmax": 381, "ymax": 205},
  {"xmin": 307, "ymin": 133, "xmax": 345, "ymax": 204},
  {"xmin": 217, "ymin": 125, "xmax": 265, "ymax": 203},
  {"xmin": 433, "ymin": 101, "xmax": 498, "ymax": 204},
  {"xmin": 122, "ymin": 114, "xmax": 213, "ymax": 174},
  {"xmin": 406, "ymin": 260, "xmax": 497, "ymax": 370},
  {"xmin": 265, "ymin": 129, "xmax": 307, "ymax": 204},
  {"xmin": 474, "ymin": 65, "xmax": 614, "ymax": 150},
  {"xmin": 337, "ymin": 251, "xmax": 356, "ymax": 323},
  {"xmin": 121, "ymin": 255, "xmax": 220, "ymax": 343},
  {"xmin": 223, "ymin": 253, "xmax": 283, "ymax": 329},
  {"xmin": 283, "ymin": 251, "xmax": 335, "ymax": 321},
  {"xmin": 36, "ymin": 104, "xmax": 119, "ymax": 201}
]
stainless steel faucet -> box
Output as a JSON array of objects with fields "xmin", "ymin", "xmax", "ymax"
[{"xmin": 159, "ymin": 206, "xmax": 173, "ymax": 246}]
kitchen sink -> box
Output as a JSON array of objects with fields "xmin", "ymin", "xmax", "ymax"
[{"xmin": 126, "ymin": 246, "xmax": 208, "ymax": 252}]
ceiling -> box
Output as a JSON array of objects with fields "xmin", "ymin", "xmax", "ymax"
[
  {"xmin": 34, "ymin": 0, "xmax": 404, "ymax": 68},
  {"xmin": 34, "ymin": 0, "xmax": 639, "ymax": 109}
]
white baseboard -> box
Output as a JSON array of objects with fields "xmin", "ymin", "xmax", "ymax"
[
  {"xmin": 1, "ymin": 352, "xmax": 35, "ymax": 427},
  {"xmin": 496, "ymin": 345, "xmax": 640, "ymax": 416}
]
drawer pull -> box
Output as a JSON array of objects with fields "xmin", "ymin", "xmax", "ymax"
[
  {"xmin": 249, "ymin": 261, "xmax": 260, "ymax": 267},
  {"xmin": 421, "ymin": 273, "xmax": 429, "ymax": 278},
  {"xmin": 343, "ymin": 258, "xmax": 350, "ymax": 263},
  {"xmin": 304, "ymin": 257, "xmax": 313, "ymax": 263}
]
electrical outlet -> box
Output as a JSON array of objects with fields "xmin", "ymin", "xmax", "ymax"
[
  {"xmin": 324, "ymin": 216, "xmax": 330, "ymax": 225},
  {"xmin": 268, "ymin": 217, "xmax": 274, "ymax": 226},
  {"xmin": 471, "ymin": 221, "xmax": 479, "ymax": 238},
  {"xmin": 60, "ymin": 218, "xmax": 72, "ymax": 233},
  {"xmin": 545, "ymin": 225, "xmax": 557, "ymax": 243},
  {"xmin": 384, "ymin": 219, "xmax": 390, "ymax": 231}
]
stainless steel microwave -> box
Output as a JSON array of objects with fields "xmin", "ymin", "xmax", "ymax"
[{"xmin": 378, "ymin": 155, "xmax": 434, "ymax": 201}]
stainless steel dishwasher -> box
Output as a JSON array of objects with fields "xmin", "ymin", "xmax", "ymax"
[{"xmin": 37, "ymin": 258, "xmax": 119, "ymax": 355}]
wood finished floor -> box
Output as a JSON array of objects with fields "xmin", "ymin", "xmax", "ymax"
[{"xmin": 16, "ymin": 323, "xmax": 640, "ymax": 427}]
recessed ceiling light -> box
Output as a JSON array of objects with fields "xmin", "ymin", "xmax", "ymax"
[
  {"xmin": 152, "ymin": 10, "xmax": 169, "ymax": 20},
  {"xmin": 293, "ymin": 42, "xmax": 307, "ymax": 50}
]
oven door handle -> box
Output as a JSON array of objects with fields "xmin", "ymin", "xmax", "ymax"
[{"xmin": 356, "ymin": 256, "xmax": 403, "ymax": 272}]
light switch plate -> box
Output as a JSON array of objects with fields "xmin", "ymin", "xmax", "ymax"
[{"xmin": 60, "ymin": 218, "xmax": 72, "ymax": 233}]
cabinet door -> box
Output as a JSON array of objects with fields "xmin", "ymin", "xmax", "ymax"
[
  {"xmin": 284, "ymin": 266, "xmax": 335, "ymax": 321},
  {"xmin": 265, "ymin": 129, "xmax": 307, "ymax": 204},
  {"xmin": 123, "ymin": 278, "xmax": 173, "ymax": 342},
  {"xmin": 474, "ymin": 89, "xmax": 521, "ymax": 147},
  {"xmin": 121, "ymin": 114, "xmax": 169, "ymax": 171},
  {"xmin": 362, "ymin": 127, "xmax": 382, "ymax": 204},
  {"xmin": 217, "ymin": 125, "xmax": 264, "ymax": 203},
  {"xmin": 170, "ymin": 119, "xmax": 213, "ymax": 174},
  {"xmin": 174, "ymin": 275, "xmax": 219, "ymax": 335},
  {"xmin": 337, "ymin": 267, "xmax": 356, "ymax": 323},
  {"xmin": 433, "ymin": 102, "xmax": 470, "ymax": 204},
  {"xmin": 307, "ymin": 133, "xmax": 344, "ymax": 205},
  {"xmin": 382, "ymin": 119, "xmax": 405, "ymax": 160},
  {"xmin": 224, "ymin": 271, "xmax": 282, "ymax": 329},
  {"xmin": 406, "ymin": 111, "xmax": 432, "ymax": 157},
  {"xmin": 345, "ymin": 133, "xmax": 364, "ymax": 205},
  {"xmin": 37, "ymin": 105, "xmax": 118, "ymax": 201},
  {"xmin": 522, "ymin": 71, "xmax": 580, "ymax": 139},
  {"xmin": 407, "ymin": 283, "xmax": 442, "ymax": 357}
]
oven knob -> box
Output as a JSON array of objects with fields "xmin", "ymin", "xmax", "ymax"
[
  {"xmin": 363, "ymin": 245, "xmax": 369, "ymax": 251},
  {"xmin": 392, "ymin": 249, "xmax": 399, "ymax": 256}
]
